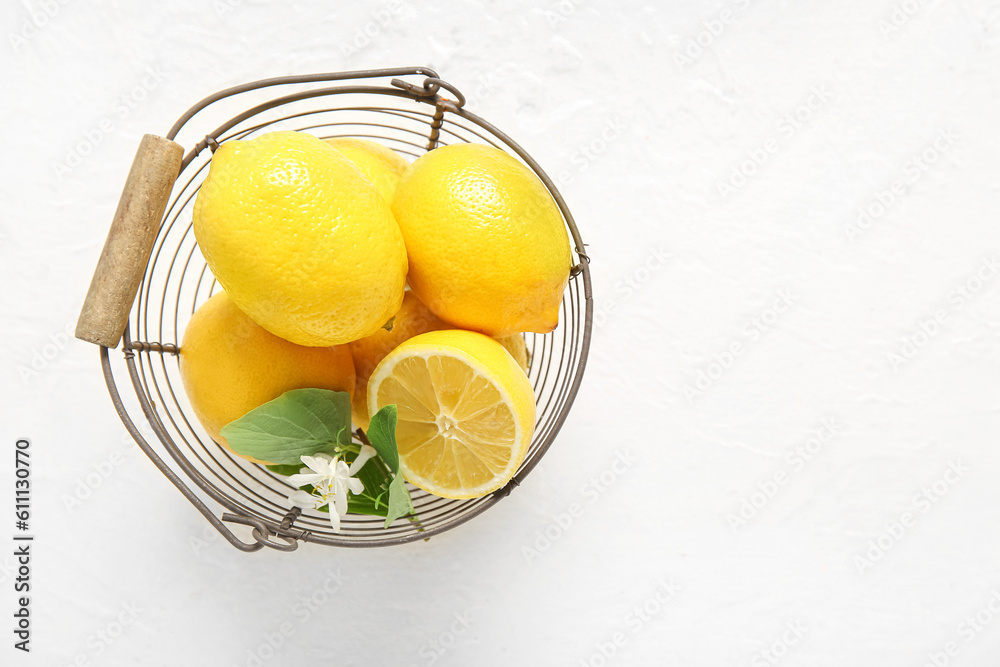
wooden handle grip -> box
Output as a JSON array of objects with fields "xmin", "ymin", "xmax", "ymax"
[{"xmin": 76, "ymin": 134, "xmax": 184, "ymax": 348}]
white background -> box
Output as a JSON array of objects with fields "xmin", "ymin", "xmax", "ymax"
[{"xmin": 3, "ymin": 0, "xmax": 1000, "ymax": 665}]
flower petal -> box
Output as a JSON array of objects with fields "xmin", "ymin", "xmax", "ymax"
[
  {"xmin": 347, "ymin": 477, "xmax": 365, "ymax": 495},
  {"xmin": 288, "ymin": 490, "xmax": 320, "ymax": 509},
  {"xmin": 327, "ymin": 507, "xmax": 341, "ymax": 533},
  {"xmin": 287, "ymin": 473, "xmax": 325, "ymax": 488},
  {"xmin": 334, "ymin": 459, "xmax": 352, "ymax": 479},
  {"xmin": 349, "ymin": 445, "xmax": 377, "ymax": 475},
  {"xmin": 332, "ymin": 482, "xmax": 349, "ymax": 518},
  {"xmin": 298, "ymin": 455, "xmax": 327, "ymax": 475}
]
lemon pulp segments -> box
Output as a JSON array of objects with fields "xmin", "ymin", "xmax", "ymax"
[{"xmin": 368, "ymin": 331, "xmax": 535, "ymax": 499}]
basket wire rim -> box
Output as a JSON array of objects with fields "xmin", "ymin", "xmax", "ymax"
[{"xmin": 104, "ymin": 68, "xmax": 593, "ymax": 549}]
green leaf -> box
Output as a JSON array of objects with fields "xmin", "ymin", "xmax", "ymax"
[
  {"xmin": 385, "ymin": 472, "xmax": 415, "ymax": 528},
  {"xmin": 366, "ymin": 405, "xmax": 416, "ymax": 527},
  {"xmin": 219, "ymin": 389, "xmax": 352, "ymax": 465},
  {"xmin": 230, "ymin": 393, "xmax": 416, "ymax": 527},
  {"xmin": 367, "ymin": 404, "xmax": 399, "ymax": 472},
  {"xmin": 347, "ymin": 457, "xmax": 392, "ymax": 517},
  {"xmin": 265, "ymin": 463, "xmax": 303, "ymax": 477}
]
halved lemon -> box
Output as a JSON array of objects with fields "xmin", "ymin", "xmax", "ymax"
[{"xmin": 367, "ymin": 330, "xmax": 536, "ymax": 499}]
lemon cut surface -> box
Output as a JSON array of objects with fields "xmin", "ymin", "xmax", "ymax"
[{"xmin": 367, "ymin": 330, "xmax": 536, "ymax": 499}]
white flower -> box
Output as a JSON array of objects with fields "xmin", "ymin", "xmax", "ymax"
[{"xmin": 287, "ymin": 446, "xmax": 377, "ymax": 533}]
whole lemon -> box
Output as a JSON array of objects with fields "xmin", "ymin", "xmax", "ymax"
[
  {"xmin": 348, "ymin": 291, "xmax": 451, "ymax": 429},
  {"xmin": 495, "ymin": 333, "xmax": 530, "ymax": 374},
  {"xmin": 324, "ymin": 137, "xmax": 409, "ymax": 204},
  {"xmin": 348, "ymin": 292, "xmax": 533, "ymax": 429},
  {"xmin": 179, "ymin": 291, "xmax": 355, "ymax": 464},
  {"xmin": 391, "ymin": 143, "xmax": 573, "ymax": 336},
  {"xmin": 193, "ymin": 130, "xmax": 407, "ymax": 347}
]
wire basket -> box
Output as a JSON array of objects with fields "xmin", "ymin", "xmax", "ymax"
[{"xmin": 78, "ymin": 67, "xmax": 593, "ymax": 552}]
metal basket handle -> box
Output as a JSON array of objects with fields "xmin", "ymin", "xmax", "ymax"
[{"xmin": 76, "ymin": 134, "xmax": 183, "ymax": 348}]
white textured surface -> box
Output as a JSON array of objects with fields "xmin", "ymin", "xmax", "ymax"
[{"xmin": 3, "ymin": 0, "xmax": 1000, "ymax": 665}]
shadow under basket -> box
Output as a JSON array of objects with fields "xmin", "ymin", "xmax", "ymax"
[{"xmin": 76, "ymin": 67, "xmax": 593, "ymax": 552}]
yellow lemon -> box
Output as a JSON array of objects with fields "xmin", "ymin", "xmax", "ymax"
[
  {"xmin": 324, "ymin": 137, "xmax": 409, "ymax": 204},
  {"xmin": 179, "ymin": 291, "xmax": 355, "ymax": 464},
  {"xmin": 349, "ymin": 293, "xmax": 532, "ymax": 429},
  {"xmin": 349, "ymin": 291, "xmax": 451, "ymax": 430},
  {"xmin": 391, "ymin": 143, "xmax": 573, "ymax": 336},
  {"xmin": 496, "ymin": 334, "xmax": 530, "ymax": 373},
  {"xmin": 367, "ymin": 329, "xmax": 536, "ymax": 499},
  {"xmin": 193, "ymin": 130, "xmax": 407, "ymax": 347}
]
